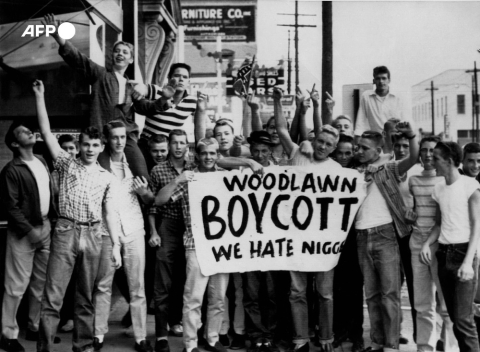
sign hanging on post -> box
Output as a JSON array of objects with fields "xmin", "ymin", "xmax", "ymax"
[{"xmin": 189, "ymin": 166, "xmax": 367, "ymax": 276}]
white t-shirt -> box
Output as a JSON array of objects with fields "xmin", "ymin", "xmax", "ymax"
[
  {"xmin": 111, "ymin": 160, "xmax": 126, "ymax": 181},
  {"xmin": 432, "ymin": 175, "xmax": 480, "ymax": 244},
  {"xmin": 355, "ymin": 179, "xmax": 393, "ymax": 230},
  {"xmin": 22, "ymin": 157, "xmax": 50, "ymax": 217},
  {"xmin": 115, "ymin": 72, "xmax": 127, "ymax": 104}
]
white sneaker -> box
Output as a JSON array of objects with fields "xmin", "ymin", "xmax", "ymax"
[
  {"xmin": 170, "ymin": 324, "xmax": 183, "ymax": 337},
  {"xmin": 60, "ymin": 320, "xmax": 74, "ymax": 332}
]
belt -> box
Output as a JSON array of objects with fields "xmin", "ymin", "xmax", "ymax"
[
  {"xmin": 438, "ymin": 242, "xmax": 469, "ymax": 250},
  {"xmin": 58, "ymin": 216, "xmax": 100, "ymax": 226},
  {"xmin": 357, "ymin": 222, "xmax": 393, "ymax": 234}
]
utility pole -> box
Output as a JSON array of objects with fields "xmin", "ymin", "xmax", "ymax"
[
  {"xmin": 425, "ymin": 81, "xmax": 438, "ymax": 135},
  {"xmin": 322, "ymin": 1, "xmax": 333, "ymax": 124},
  {"xmin": 467, "ymin": 62, "xmax": 479, "ymax": 142},
  {"xmin": 287, "ymin": 30, "xmax": 292, "ymax": 94},
  {"xmin": 278, "ymin": 0, "xmax": 316, "ymax": 88}
]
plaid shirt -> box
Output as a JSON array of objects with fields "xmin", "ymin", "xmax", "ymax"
[
  {"xmin": 171, "ymin": 166, "xmax": 226, "ymax": 250},
  {"xmin": 149, "ymin": 158, "xmax": 194, "ymax": 218},
  {"xmin": 54, "ymin": 149, "xmax": 116, "ymax": 222},
  {"xmin": 369, "ymin": 161, "xmax": 412, "ymax": 238}
]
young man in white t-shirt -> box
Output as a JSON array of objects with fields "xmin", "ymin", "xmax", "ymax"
[{"xmin": 421, "ymin": 141, "xmax": 480, "ymax": 352}]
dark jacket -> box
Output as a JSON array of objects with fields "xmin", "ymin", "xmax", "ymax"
[
  {"xmin": 59, "ymin": 41, "xmax": 138, "ymax": 134},
  {"xmin": 0, "ymin": 155, "xmax": 58, "ymax": 237}
]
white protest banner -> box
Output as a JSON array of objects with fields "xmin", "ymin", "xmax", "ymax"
[{"xmin": 189, "ymin": 166, "xmax": 367, "ymax": 276}]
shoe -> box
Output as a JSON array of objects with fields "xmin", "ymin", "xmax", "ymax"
[
  {"xmin": 0, "ymin": 338, "xmax": 25, "ymax": 352},
  {"xmin": 351, "ymin": 340, "xmax": 365, "ymax": 352},
  {"xmin": 135, "ymin": 340, "xmax": 154, "ymax": 352},
  {"xmin": 361, "ymin": 348, "xmax": 383, "ymax": 352},
  {"xmin": 60, "ymin": 319, "xmax": 74, "ymax": 332},
  {"xmin": 169, "ymin": 324, "xmax": 183, "ymax": 337},
  {"xmin": 54, "ymin": 336, "xmax": 61, "ymax": 344},
  {"xmin": 332, "ymin": 331, "xmax": 348, "ymax": 348},
  {"xmin": 262, "ymin": 340, "xmax": 279, "ymax": 352},
  {"xmin": 155, "ymin": 339, "xmax": 170, "ymax": 352},
  {"xmin": 399, "ymin": 336, "xmax": 409, "ymax": 344},
  {"xmin": 25, "ymin": 329, "xmax": 39, "ymax": 341},
  {"xmin": 436, "ymin": 340, "xmax": 444, "ymax": 352},
  {"xmin": 204, "ymin": 341, "xmax": 228, "ymax": 352},
  {"xmin": 249, "ymin": 342, "xmax": 263, "ymax": 352},
  {"xmin": 219, "ymin": 334, "xmax": 230, "ymax": 348},
  {"xmin": 181, "ymin": 349, "xmax": 201, "ymax": 352},
  {"xmin": 230, "ymin": 334, "xmax": 245, "ymax": 350},
  {"xmin": 319, "ymin": 343, "xmax": 334, "ymax": 352},
  {"xmin": 93, "ymin": 337, "xmax": 103, "ymax": 352}
]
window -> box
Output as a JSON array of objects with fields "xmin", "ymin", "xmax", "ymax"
[
  {"xmin": 458, "ymin": 130, "xmax": 469, "ymax": 138},
  {"xmin": 458, "ymin": 95, "xmax": 465, "ymax": 114}
]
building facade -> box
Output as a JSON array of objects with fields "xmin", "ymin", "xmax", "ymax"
[{"xmin": 411, "ymin": 69, "xmax": 477, "ymax": 145}]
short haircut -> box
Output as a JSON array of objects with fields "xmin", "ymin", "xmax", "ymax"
[
  {"xmin": 196, "ymin": 137, "xmax": 219, "ymax": 153},
  {"xmin": 463, "ymin": 142, "xmax": 480, "ymax": 158},
  {"xmin": 317, "ymin": 124, "xmax": 340, "ymax": 143},
  {"xmin": 419, "ymin": 136, "xmax": 441, "ymax": 149},
  {"xmin": 373, "ymin": 66, "xmax": 390, "ymax": 79},
  {"xmin": 360, "ymin": 130, "xmax": 384, "ymax": 148},
  {"xmin": 103, "ymin": 119, "xmax": 126, "ymax": 139},
  {"xmin": 79, "ymin": 126, "xmax": 103, "ymax": 144},
  {"xmin": 169, "ymin": 129, "xmax": 188, "ymax": 142},
  {"xmin": 333, "ymin": 115, "xmax": 352, "ymax": 125},
  {"xmin": 168, "ymin": 63, "xmax": 191, "ymax": 79},
  {"xmin": 435, "ymin": 141, "xmax": 463, "ymax": 167},
  {"xmin": 337, "ymin": 134, "xmax": 355, "ymax": 147},
  {"xmin": 148, "ymin": 134, "xmax": 169, "ymax": 147},
  {"xmin": 113, "ymin": 41, "xmax": 134, "ymax": 60},
  {"xmin": 58, "ymin": 134, "xmax": 78, "ymax": 148},
  {"xmin": 391, "ymin": 133, "xmax": 410, "ymax": 144},
  {"xmin": 5, "ymin": 120, "xmax": 27, "ymax": 153},
  {"xmin": 214, "ymin": 118, "xmax": 235, "ymax": 134}
]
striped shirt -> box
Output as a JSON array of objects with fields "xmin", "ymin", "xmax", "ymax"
[
  {"xmin": 408, "ymin": 169, "xmax": 442, "ymax": 239},
  {"xmin": 134, "ymin": 84, "xmax": 197, "ymax": 138}
]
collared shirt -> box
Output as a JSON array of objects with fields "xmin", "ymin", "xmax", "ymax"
[
  {"xmin": 367, "ymin": 161, "xmax": 412, "ymax": 238},
  {"xmin": 170, "ymin": 165, "xmax": 226, "ymax": 251},
  {"xmin": 149, "ymin": 158, "xmax": 194, "ymax": 218},
  {"xmin": 54, "ymin": 149, "xmax": 116, "ymax": 222},
  {"xmin": 354, "ymin": 90, "xmax": 404, "ymax": 136},
  {"xmin": 101, "ymin": 154, "xmax": 145, "ymax": 240}
]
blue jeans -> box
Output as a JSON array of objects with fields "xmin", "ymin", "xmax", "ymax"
[
  {"xmin": 356, "ymin": 223, "xmax": 401, "ymax": 352},
  {"xmin": 38, "ymin": 219, "xmax": 104, "ymax": 352},
  {"xmin": 289, "ymin": 270, "xmax": 334, "ymax": 344},
  {"xmin": 436, "ymin": 243, "xmax": 480, "ymax": 352}
]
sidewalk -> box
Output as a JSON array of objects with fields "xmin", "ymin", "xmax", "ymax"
[{"xmin": 17, "ymin": 290, "xmax": 419, "ymax": 352}]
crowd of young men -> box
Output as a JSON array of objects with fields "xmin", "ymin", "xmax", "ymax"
[{"xmin": 1, "ymin": 15, "xmax": 480, "ymax": 352}]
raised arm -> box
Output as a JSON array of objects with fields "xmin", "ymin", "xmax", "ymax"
[
  {"xmin": 354, "ymin": 93, "xmax": 369, "ymax": 137},
  {"xmin": 217, "ymin": 157, "xmax": 263, "ymax": 174},
  {"xmin": 273, "ymin": 87, "xmax": 297, "ymax": 156},
  {"xmin": 248, "ymin": 95, "xmax": 263, "ymax": 132},
  {"xmin": 397, "ymin": 121, "xmax": 419, "ymax": 176},
  {"xmin": 33, "ymin": 80, "xmax": 62, "ymax": 161},
  {"xmin": 195, "ymin": 91, "xmax": 208, "ymax": 144},
  {"xmin": 289, "ymin": 87, "xmax": 306, "ymax": 143},
  {"xmin": 43, "ymin": 14, "xmax": 104, "ymax": 84}
]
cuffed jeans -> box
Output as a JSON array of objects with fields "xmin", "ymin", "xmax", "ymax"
[
  {"xmin": 289, "ymin": 270, "xmax": 334, "ymax": 345},
  {"xmin": 38, "ymin": 219, "xmax": 104, "ymax": 352},
  {"xmin": 94, "ymin": 235, "xmax": 147, "ymax": 341},
  {"xmin": 436, "ymin": 243, "xmax": 480, "ymax": 352},
  {"xmin": 154, "ymin": 218, "xmax": 186, "ymax": 338},
  {"xmin": 357, "ymin": 223, "xmax": 401, "ymax": 352},
  {"xmin": 183, "ymin": 250, "xmax": 229, "ymax": 350},
  {"xmin": 221, "ymin": 273, "xmax": 245, "ymax": 336},
  {"xmin": 242, "ymin": 271, "xmax": 278, "ymax": 343},
  {"xmin": 2, "ymin": 219, "xmax": 51, "ymax": 339},
  {"xmin": 410, "ymin": 235, "xmax": 458, "ymax": 352}
]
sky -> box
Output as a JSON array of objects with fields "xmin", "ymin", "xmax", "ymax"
[{"xmin": 255, "ymin": 0, "xmax": 480, "ymax": 117}]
